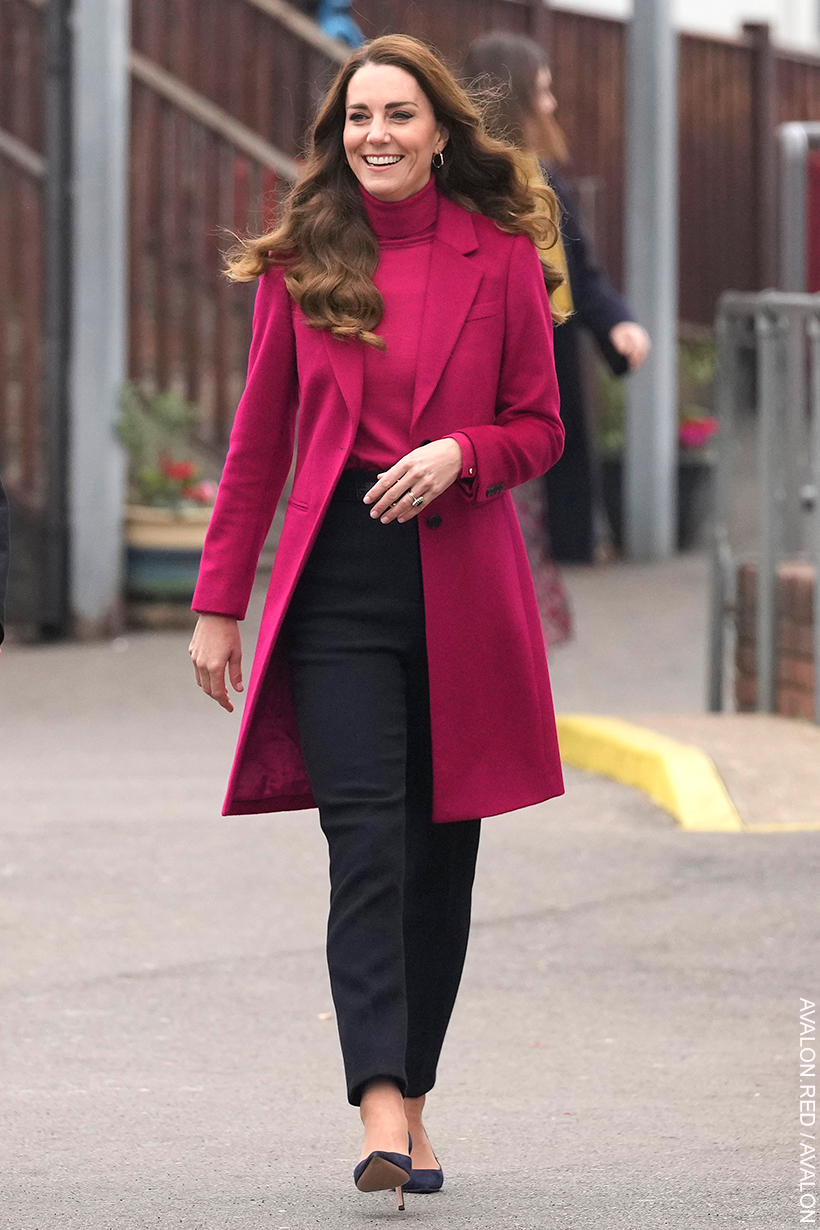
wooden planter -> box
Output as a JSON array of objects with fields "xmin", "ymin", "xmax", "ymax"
[
  {"xmin": 124, "ymin": 504, "xmax": 211, "ymax": 602},
  {"xmin": 599, "ymin": 453, "xmax": 714, "ymax": 552}
]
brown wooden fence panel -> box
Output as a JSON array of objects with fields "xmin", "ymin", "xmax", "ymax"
[
  {"xmin": 679, "ymin": 34, "xmax": 757, "ymax": 325},
  {"xmin": 354, "ymin": 0, "xmax": 531, "ymax": 57},
  {"xmin": 777, "ymin": 51, "xmax": 820, "ymax": 124},
  {"xmin": 127, "ymin": 72, "xmax": 292, "ymax": 446},
  {"xmin": 131, "ymin": 0, "xmax": 342, "ymax": 157},
  {"xmin": 0, "ymin": 0, "xmax": 45, "ymax": 510},
  {"xmin": 2, "ymin": 0, "xmax": 301, "ymax": 637},
  {"xmin": 549, "ymin": 10, "xmax": 626, "ymax": 303}
]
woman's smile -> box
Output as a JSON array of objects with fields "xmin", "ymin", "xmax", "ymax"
[{"xmin": 343, "ymin": 63, "xmax": 447, "ymax": 201}]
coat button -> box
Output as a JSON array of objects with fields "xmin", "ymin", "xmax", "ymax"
[
  {"xmin": 426, "ymin": 514, "xmax": 442, "ymax": 529},
  {"xmin": 420, "ymin": 438, "xmax": 432, "ymax": 447}
]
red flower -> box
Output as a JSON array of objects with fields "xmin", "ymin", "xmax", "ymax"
[
  {"xmin": 679, "ymin": 416, "xmax": 719, "ymax": 450},
  {"xmin": 160, "ymin": 455, "xmax": 198, "ymax": 482},
  {"xmin": 181, "ymin": 481, "xmax": 217, "ymax": 505}
]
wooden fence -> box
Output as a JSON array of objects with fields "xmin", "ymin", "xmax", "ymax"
[
  {"xmin": 130, "ymin": 0, "xmax": 346, "ymax": 159},
  {"xmin": 0, "ymin": 0, "xmax": 46, "ymax": 517},
  {"xmin": 7, "ymin": 0, "xmax": 820, "ymax": 629},
  {"xmin": 125, "ymin": 0, "xmax": 820, "ymax": 327},
  {"xmin": 127, "ymin": 52, "xmax": 297, "ymax": 443},
  {"xmin": 0, "ymin": 0, "xmax": 309, "ymax": 627},
  {"xmin": 353, "ymin": 2, "xmax": 820, "ymax": 328}
]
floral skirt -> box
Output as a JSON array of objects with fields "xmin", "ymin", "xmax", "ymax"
[{"xmin": 511, "ymin": 478, "xmax": 573, "ymax": 649}]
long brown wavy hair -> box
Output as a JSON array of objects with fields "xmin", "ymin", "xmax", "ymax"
[
  {"xmin": 463, "ymin": 33, "xmax": 570, "ymax": 167},
  {"xmin": 226, "ymin": 34, "xmax": 566, "ymax": 347}
]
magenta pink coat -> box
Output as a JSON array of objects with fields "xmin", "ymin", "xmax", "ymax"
[{"xmin": 192, "ymin": 194, "xmax": 566, "ymax": 821}]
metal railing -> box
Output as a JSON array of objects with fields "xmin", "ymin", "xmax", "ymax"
[{"xmin": 708, "ymin": 291, "xmax": 820, "ymax": 720}]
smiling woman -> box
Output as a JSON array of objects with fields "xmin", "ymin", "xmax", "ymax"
[
  {"xmin": 188, "ymin": 33, "xmax": 567, "ymax": 1214},
  {"xmin": 224, "ymin": 36, "xmax": 566, "ymax": 347},
  {"xmin": 343, "ymin": 65, "xmax": 449, "ymax": 203}
]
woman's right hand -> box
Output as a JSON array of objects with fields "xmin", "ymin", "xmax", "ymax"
[{"xmin": 188, "ymin": 614, "xmax": 243, "ymax": 712}]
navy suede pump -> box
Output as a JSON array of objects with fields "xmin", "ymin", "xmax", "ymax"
[
  {"xmin": 353, "ymin": 1150, "xmax": 412, "ymax": 1211},
  {"xmin": 402, "ymin": 1133, "xmax": 444, "ymax": 1194}
]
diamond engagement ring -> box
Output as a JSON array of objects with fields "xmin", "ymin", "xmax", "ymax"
[{"xmin": 410, "ymin": 493, "xmax": 424, "ymax": 508}]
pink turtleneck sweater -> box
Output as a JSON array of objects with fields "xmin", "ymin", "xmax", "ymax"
[{"xmin": 346, "ymin": 176, "xmax": 476, "ymax": 481}]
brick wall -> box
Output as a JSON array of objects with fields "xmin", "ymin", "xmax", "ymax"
[{"xmin": 735, "ymin": 561, "xmax": 816, "ymax": 719}]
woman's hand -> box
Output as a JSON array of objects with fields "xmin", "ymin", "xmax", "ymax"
[
  {"xmin": 363, "ymin": 438, "xmax": 462, "ymax": 524},
  {"xmin": 609, "ymin": 321, "xmax": 651, "ymax": 370},
  {"xmin": 189, "ymin": 614, "xmax": 243, "ymax": 712}
]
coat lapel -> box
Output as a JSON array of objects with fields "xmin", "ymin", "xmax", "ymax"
[
  {"xmin": 322, "ymin": 329, "xmax": 365, "ymax": 429},
  {"xmin": 321, "ymin": 195, "xmax": 481, "ymax": 429},
  {"xmin": 412, "ymin": 198, "xmax": 482, "ymax": 425}
]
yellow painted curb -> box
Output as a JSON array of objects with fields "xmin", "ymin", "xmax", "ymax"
[
  {"xmin": 743, "ymin": 823, "xmax": 820, "ymax": 833},
  {"xmin": 556, "ymin": 715, "xmax": 744, "ymax": 833}
]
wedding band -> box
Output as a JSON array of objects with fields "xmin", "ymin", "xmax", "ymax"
[{"xmin": 411, "ymin": 494, "xmax": 424, "ymax": 508}]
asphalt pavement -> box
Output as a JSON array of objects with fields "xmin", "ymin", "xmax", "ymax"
[{"xmin": 0, "ymin": 551, "xmax": 816, "ymax": 1228}]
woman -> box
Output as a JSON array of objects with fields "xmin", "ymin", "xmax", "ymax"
[
  {"xmin": 188, "ymin": 34, "xmax": 565, "ymax": 1207},
  {"xmin": 465, "ymin": 33, "xmax": 651, "ymax": 564}
]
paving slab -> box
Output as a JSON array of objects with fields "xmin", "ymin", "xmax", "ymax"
[
  {"xmin": 635, "ymin": 712, "xmax": 820, "ymax": 829},
  {"xmin": 549, "ymin": 552, "xmax": 820, "ymax": 830},
  {"xmin": 0, "ymin": 555, "xmax": 818, "ymax": 1227}
]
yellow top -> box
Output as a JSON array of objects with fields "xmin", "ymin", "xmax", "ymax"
[{"xmin": 547, "ymin": 228, "xmax": 573, "ymax": 318}]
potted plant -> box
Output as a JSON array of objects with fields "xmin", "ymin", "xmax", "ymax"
[
  {"xmin": 117, "ymin": 384, "xmax": 218, "ymax": 604},
  {"xmin": 597, "ymin": 338, "xmax": 718, "ymax": 551}
]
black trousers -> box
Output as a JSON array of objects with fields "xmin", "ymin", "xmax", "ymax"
[{"xmin": 282, "ymin": 470, "xmax": 481, "ymax": 1106}]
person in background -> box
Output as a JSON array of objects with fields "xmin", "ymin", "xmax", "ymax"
[
  {"xmin": 0, "ymin": 477, "xmax": 9, "ymax": 655},
  {"xmin": 464, "ymin": 33, "xmax": 651, "ymax": 564},
  {"xmin": 318, "ymin": 0, "xmax": 365, "ymax": 48}
]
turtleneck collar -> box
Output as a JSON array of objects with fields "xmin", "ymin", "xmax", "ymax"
[{"xmin": 359, "ymin": 174, "xmax": 438, "ymax": 241}]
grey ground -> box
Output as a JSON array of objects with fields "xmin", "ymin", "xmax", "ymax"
[{"xmin": 1, "ymin": 551, "xmax": 816, "ymax": 1228}]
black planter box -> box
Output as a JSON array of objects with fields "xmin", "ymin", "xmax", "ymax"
[{"xmin": 600, "ymin": 453, "xmax": 714, "ymax": 551}]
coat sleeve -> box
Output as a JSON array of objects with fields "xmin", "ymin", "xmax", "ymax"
[
  {"xmin": 452, "ymin": 234, "xmax": 564, "ymax": 505},
  {"xmin": 192, "ymin": 266, "xmax": 299, "ymax": 620},
  {"xmin": 551, "ymin": 171, "xmax": 632, "ymax": 377}
]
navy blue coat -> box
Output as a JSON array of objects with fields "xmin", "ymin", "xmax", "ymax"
[{"xmin": 545, "ymin": 168, "xmax": 634, "ymax": 562}]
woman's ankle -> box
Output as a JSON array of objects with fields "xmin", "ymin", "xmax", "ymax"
[
  {"xmin": 360, "ymin": 1079, "xmax": 406, "ymax": 1122},
  {"xmin": 403, "ymin": 1093, "xmax": 426, "ymax": 1124},
  {"xmin": 358, "ymin": 1079, "xmax": 409, "ymax": 1158}
]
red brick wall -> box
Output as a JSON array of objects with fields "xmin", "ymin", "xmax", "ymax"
[{"xmin": 735, "ymin": 562, "xmax": 816, "ymax": 720}]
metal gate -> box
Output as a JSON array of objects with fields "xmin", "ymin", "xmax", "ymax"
[{"xmin": 708, "ymin": 291, "xmax": 820, "ymax": 721}]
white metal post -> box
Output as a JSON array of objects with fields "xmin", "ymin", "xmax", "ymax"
[
  {"xmin": 624, "ymin": 0, "xmax": 679, "ymax": 559},
  {"xmin": 69, "ymin": 0, "xmax": 130, "ymax": 635}
]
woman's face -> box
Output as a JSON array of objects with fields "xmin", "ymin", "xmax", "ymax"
[
  {"xmin": 532, "ymin": 67, "xmax": 557, "ymax": 121},
  {"xmin": 343, "ymin": 63, "xmax": 448, "ymax": 202}
]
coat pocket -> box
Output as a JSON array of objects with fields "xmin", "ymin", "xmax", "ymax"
[{"xmin": 464, "ymin": 299, "xmax": 503, "ymax": 322}]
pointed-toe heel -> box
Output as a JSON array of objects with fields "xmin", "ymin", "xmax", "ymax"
[
  {"xmin": 402, "ymin": 1165, "xmax": 444, "ymax": 1194},
  {"xmin": 353, "ymin": 1150, "xmax": 412, "ymax": 1210},
  {"xmin": 403, "ymin": 1133, "xmax": 444, "ymax": 1194}
]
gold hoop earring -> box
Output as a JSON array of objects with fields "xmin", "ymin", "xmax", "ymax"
[{"xmin": 432, "ymin": 151, "xmax": 445, "ymax": 169}]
